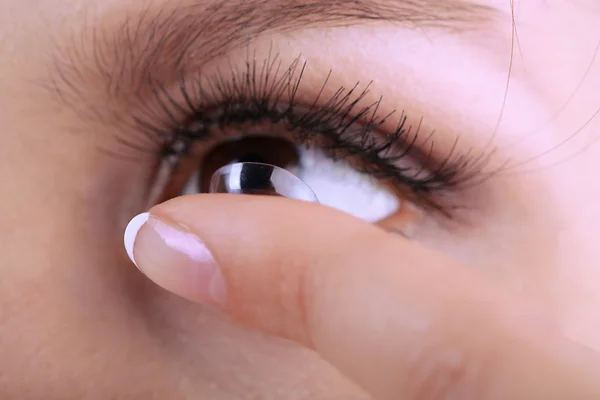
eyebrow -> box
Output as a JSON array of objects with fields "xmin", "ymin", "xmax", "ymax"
[{"xmin": 49, "ymin": 0, "xmax": 497, "ymax": 117}]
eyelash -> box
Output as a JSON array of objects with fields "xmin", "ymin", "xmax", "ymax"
[{"xmin": 127, "ymin": 54, "xmax": 488, "ymax": 217}]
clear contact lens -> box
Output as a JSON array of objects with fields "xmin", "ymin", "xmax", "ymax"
[{"xmin": 209, "ymin": 162, "xmax": 319, "ymax": 203}]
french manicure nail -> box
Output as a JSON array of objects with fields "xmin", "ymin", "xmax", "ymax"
[{"xmin": 123, "ymin": 212, "xmax": 227, "ymax": 308}]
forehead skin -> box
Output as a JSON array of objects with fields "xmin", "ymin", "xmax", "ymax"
[{"xmin": 1, "ymin": 0, "xmax": 600, "ymax": 399}]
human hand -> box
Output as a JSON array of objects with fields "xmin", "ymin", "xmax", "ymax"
[{"xmin": 124, "ymin": 195, "xmax": 600, "ymax": 400}]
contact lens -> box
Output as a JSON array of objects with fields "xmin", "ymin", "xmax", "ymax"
[{"xmin": 209, "ymin": 162, "xmax": 319, "ymax": 203}]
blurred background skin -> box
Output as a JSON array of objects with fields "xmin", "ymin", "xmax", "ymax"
[{"xmin": 1, "ymin": 0, "xmax": 600, "ymax": 399}]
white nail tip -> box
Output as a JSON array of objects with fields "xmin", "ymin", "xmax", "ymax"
[{"xmin": 124, "ymin": 212, "xmax": 150, "ymax": 266}]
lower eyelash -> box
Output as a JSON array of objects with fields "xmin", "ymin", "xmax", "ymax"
[{"xmin": 128, "ymin": 53, "xmax": 490, "ymax": 217}]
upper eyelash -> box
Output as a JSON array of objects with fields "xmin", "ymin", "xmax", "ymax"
[{"xmin": 127, "ymin": 53, "xmax": 492, "ymax": 217}]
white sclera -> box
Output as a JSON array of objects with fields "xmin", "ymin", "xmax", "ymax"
[
  {"xmin": 287, "ymin": 149, "xmax": 400, "ymax": 223},
  {"xmin": 208, "ymin": 162, "xmax": 319, "ymax": 203}
]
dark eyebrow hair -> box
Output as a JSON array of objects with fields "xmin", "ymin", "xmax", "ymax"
[{"xmin": 48, "ymin": 0, "xmax": 497, "ymax": 119}]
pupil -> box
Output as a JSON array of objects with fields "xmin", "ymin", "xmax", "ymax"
[{"xmin": 199, "ymin": 136, "xmax": 300, "ymax": 193}]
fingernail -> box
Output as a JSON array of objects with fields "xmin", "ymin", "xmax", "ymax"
[
  {"xmin": 123, "ymin": 212, "xmax": 227, "ymax": 308},
  {"xmin": 124, "ymin": 212, "xmax": 149, "ymax": 267}
]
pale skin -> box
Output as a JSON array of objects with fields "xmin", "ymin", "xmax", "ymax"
[{"xmin": 1, "ymin": 0, "xmax": 600, "ymax": 399}]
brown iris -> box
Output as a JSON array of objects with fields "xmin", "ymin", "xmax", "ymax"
[{"xmin": 197, "ymin": 136, "xmax": 300, "ymax": 193}]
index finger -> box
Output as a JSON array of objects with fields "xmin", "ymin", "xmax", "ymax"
[{"xmin": 126, "ymin": 194, "xmax": 600, "ymax": 400}]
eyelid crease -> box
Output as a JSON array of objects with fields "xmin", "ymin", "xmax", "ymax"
[{"xmin": 46, "ymin": 0, "xmax": 498, "ymax": 125}]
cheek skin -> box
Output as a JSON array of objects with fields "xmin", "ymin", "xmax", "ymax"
[{"xmin": 496, "ymin": 3, "xmax": 600, "ymax": 347}]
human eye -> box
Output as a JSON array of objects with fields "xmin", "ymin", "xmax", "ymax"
[
  {"xmin": 121, "ymin": 52, "xmax": 488, "ymax": 228},
  {"xmin": 48, "ymin": 3, "xmax": 501, "ymax": 232}
]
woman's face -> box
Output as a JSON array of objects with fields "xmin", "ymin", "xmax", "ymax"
[{"xmin": 1, "ymin": 0, "xmax": 599, "ymax": 398}]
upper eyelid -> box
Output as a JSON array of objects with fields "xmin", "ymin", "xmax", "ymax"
[{"xmin": 46, "ymin": 0, "xmax": 498, "ymax": 124}]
